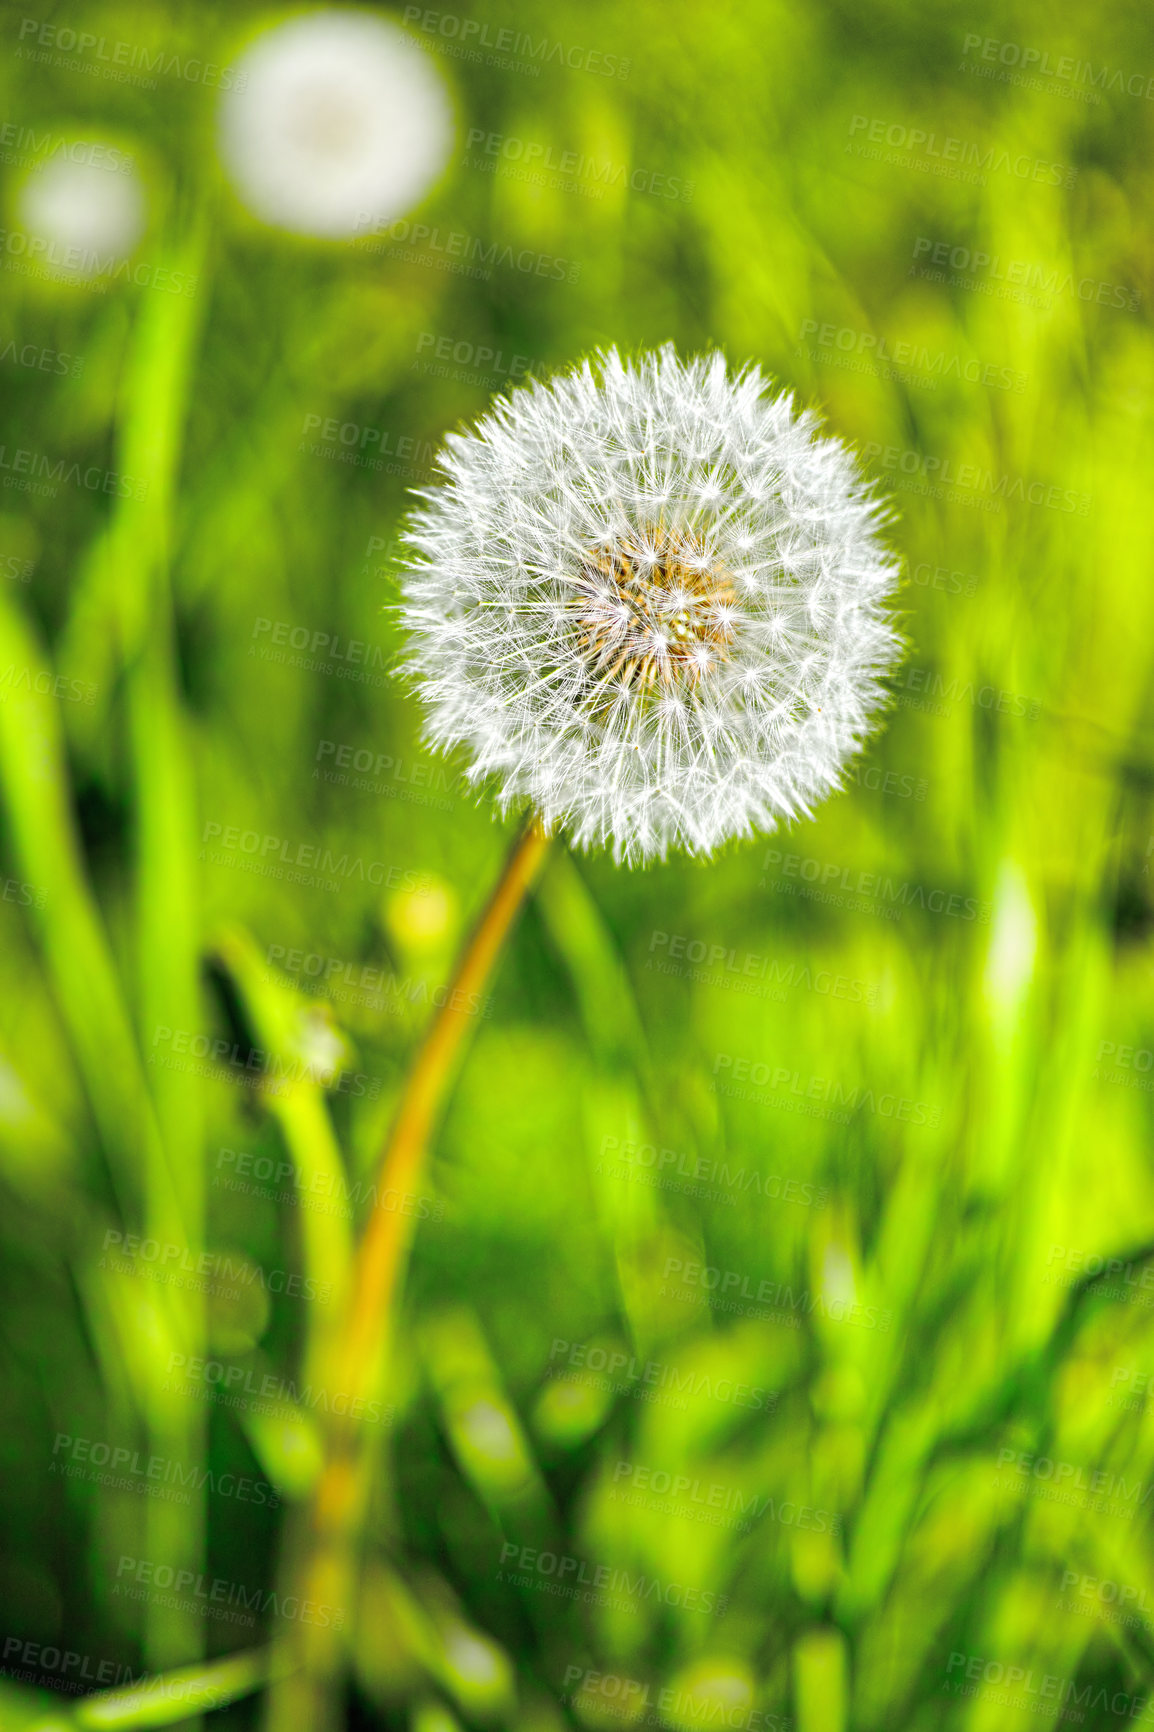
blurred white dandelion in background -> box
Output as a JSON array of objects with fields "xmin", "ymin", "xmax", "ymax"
[
  {"xmin": 17, "ymin": 152, "xmax": 147, "ymax": 278},
  {"xmin": 218, "ymin": 8, "xmax": 454, "ymax": 239}
]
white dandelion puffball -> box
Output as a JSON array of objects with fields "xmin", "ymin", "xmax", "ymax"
[
  {"xmin": 218, "ymin": 9, "xmax": 454, "ymax": 239},
  {"xmin": 17, "ymin": 155, "xmax": 146, "ymax": 277},
  {"xmin": 400, "ymin": 347, "xmax": 903, "ymax": 865}
]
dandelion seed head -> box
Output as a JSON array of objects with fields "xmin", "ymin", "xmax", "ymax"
[
  {"xmin": 399, "ymin": 346, "xmax": 903, "ymax": 864},
  {"xmin": 218, "ymin": 9, "xmax": 454, "ymax": 240},
  {"xmin": 17, "ymin": 154, "xmax": 146, "ymax": 276}
]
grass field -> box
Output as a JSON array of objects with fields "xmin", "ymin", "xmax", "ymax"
[{"xmin": 1, "ymin": 1, "xmax": 1153, "ymax": 1729}]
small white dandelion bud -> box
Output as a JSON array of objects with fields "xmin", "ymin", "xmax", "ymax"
[
  {"xmin": 217, "ymin": 9, "xmax": 454, "ymax": 240},
  {"xmin": 17, "ymin": 152, "xmax": 146, "ymax": 279},
  {"xmin": 399, "ymin": 346, "xmax": 903, "ymax": 865}
]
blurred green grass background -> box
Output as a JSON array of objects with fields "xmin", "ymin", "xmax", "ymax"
[{"xmin": 1, "ymin": 0, "xmax": 1154, "ymax": 1728}]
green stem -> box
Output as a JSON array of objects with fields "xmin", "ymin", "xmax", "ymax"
[{"xmin": 265, "ymin": 819, "xmax": 551, "ymax": 1732}]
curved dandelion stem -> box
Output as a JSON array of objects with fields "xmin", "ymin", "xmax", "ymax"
[
  {"xmin": 336, "ymin": 813, "xmax": 550, "ymax": 1398},
  {"xmin": 266, "ymin": 815, "xmax": 551, "ymax": 1732}
]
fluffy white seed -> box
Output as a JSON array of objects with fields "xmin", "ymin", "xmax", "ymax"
[
  {"xmin": 218, "ymin": 9, "xmax": 454, "ymax": 240},
  {"xmin": 399, "ymin": 346, "xmax": 903, "ymax": 865},
  {"xmin": 17, "ymin": 154, "xmax": 146, "ymax": 278}
]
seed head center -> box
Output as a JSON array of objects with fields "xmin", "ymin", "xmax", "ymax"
[{"xmin": 574, "ymin": 529, "xmax": 736, "ymax": 700}]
